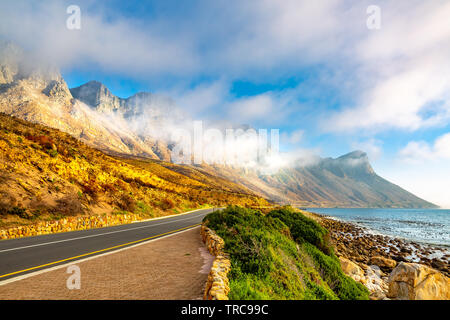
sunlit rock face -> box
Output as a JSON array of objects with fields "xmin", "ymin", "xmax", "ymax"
[
  {"xmin": 387, "ymin": 262, "xmax": 450, "ymax": 300},
  {"xmin": 70, "ymin": 80, "xmax": 185, "ymax": 160},
  {"xmin": 0, "ymin": 42, "xmax": 166, "ymax": 159},
  {"xmin": 70, "ymin": 80, "xmax": 126, "ymax": 113}
]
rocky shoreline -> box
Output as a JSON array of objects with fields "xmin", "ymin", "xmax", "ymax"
[{"xmin": 303, "ymin": 211, "xmax": 449, "ymax": 300}]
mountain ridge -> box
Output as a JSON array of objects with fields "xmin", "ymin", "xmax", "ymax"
[
  {"xmin": 0, "ymin": 42, "xmax": 172, "ymax": 159},
  {"xmin": 0, "ymin": 42, "xmax": 438, "ymax": 208},
  {"xmin": 197, "ymin": 151, "xmax": 437, "ymax": 208}
]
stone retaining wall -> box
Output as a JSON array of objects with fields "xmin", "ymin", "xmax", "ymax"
[
  {"xmin": 0, "ymin": 213, "xmax": 142, "ymax": 240},
  {"xmin": 200, "ymin": 224, "xmax": 231, "ymax": 300}
]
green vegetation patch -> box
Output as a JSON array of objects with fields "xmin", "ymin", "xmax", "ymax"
[{"xmin": 203, "ymin": 205, "xmax": 368, "ymax": 300}]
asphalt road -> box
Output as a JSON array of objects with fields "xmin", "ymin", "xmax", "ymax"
[{"xmin": 0, "ymin": 208, "xmax": 216, "ymax": 282}]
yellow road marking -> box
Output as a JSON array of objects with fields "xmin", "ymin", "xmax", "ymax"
[{"xmin": 0, "ymin": 223, "xmax": 201, "ymax": 279}]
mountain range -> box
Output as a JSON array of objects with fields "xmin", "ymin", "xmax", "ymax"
[{"xmin": 0, "ymin": 41, "xmax": 437, "ymax": 208}]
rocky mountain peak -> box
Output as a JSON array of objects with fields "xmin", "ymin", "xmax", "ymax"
[
  {"xmin": 70, "ymin": 80, "xmax": 125, "ymax": 113},
  {"xmin": 332, "ymin": 150, "xmax": 375, "ymax": 178},
  {"xmin": 127, "ymin": 91, "xmax": 153, "ymax": 101},
  {"xmin": 70, "ymin": 81, "xmax": 183, "ymax": 123},
  {"xmin": 338, "ymin": 150, "xmax": 368, "ymax": 160},
  {"xmin": 42, "ymin": 79, "xmax": 73, "ymax": 105},
  {"xmin": 81, "ymin": 80, "xmax": 104, "ymax": 90},
  {"xmin": 0, "ymin": 41, "xmax": 72, "ymax": 105}
]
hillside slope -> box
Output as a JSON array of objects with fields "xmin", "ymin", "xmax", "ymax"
[
  {"xmin": 200, "ymin": 151, "xmax": 437, "ymax": 208},
  {"xmin": 0, "ymin": 113, "xmax": 268, "ymax": 229}
]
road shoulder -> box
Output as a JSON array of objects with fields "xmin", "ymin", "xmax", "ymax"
[{"xmin": 0, "ymin": 226, "xmax": 214, "ymax": 300}]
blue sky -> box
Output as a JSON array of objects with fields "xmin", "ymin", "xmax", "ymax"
[{"xmin": 1, "ymin": 0, "xmax": 450, "ymax": 207}]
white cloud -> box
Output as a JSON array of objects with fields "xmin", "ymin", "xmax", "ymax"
[
  {"xmin": 381, "ymin": 160, "xmax": 450, "ymax": 208},
  {"xmin": 329, "ymin": 53, "xmax": 450, "ymax": 132},
  {"xmin": 221, "ymin": 87, "xmax": 302, "ymax": 124},
  {"xmin": 161, "ymin": 80, "xmax": 300, "ymax": 125},
  {"xmin": 399, "ymin": 141, "xmax": 433, "ymax": 163},
  {"xmin": 380, "ymin": 130, "xmax": 450, "ymax": 208},
  {"xmin": 351, "ymin": 139, "xmax": 382, "ymax": 160},
  {"xmin": 399, "ymin": 133, "xmax": 450, "ymax": 163},
  {"xmin": 166, "ymin": 81, "xmax": 229, "ymax": 116},
  {"xmin": 257, "ymin": 147, "xmax": 321, "ymax": 175},
  {"xmin": 434, "ymin": 133, "xmax": 450, "ymax": 159},
  {"xmin": 281, "ymin": 129, "xmax": 304, "ymax": 145},
  {"xmin": 326, "ymin": 1, "xmax": 450, "ymax": 133},
  {"xmin": 213, "ymin": 0, "xmax": 349, "ymax": 73},
  {"xmin": 0, "ymin": 1, "xmax": 198, "ymax": 77},
  {"xmin": 228, "ymin": 95, "xmax": 274, "ymax": 122},
  {"xmin": 0, "ymin": 0, "xmax": 361, "ymax": 81}
]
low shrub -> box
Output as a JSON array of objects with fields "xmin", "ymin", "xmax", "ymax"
[
  {"xmin": 55, "ymin": 194, "xmax": 83, "ymax": 216},
  {"xmin": 25, "ymin": 135, "xmax": 56, "ymax": 150},
  {"xmin": 203, "ymin": 206, "xmax": 369, "ymax": 300},
  {"xmin": 8, "ymin": 206, "xmax": 33, "ymax": 219},
  {"xmin": 116, "ymin": 193, "xmax": 137, "ymax": 212},
  {"xmin": 46, "ymin": 149, "xmax": 58, "ymax": 158},
  {"xmin": 158, "ymin": 198, "xmax": 175, "ymax": 210},
  {"xmin": 267, "ymin": 207, "xmax": 332, "ymax": 255}
]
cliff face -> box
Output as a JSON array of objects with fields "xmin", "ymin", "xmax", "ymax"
[
  {"xmin": 0, "ymin": 42, "xmax": 163, "ymax": 159},
  {"xmin": 71, "ymin": 82, "xmax": 179, "ymax": 119},
  {"xmin": 70, "ymin": 80, "xmax": 126, "ymax": 113},
  {"xmin": 70, "ymin": 81, "xmax": 184, "ymax": 150}
]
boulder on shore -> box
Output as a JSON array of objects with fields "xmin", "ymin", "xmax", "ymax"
[
  {"xmin": 387, "ymin": 262, "xmax": 450, "ymax": 300},
  {"xmin": 365, "ymin": 265, "xmax": 388, "ymax": 300},
  {"xmin": 370, "ymin": 256, "xmax": 397, "ymax": 270},
  {"xmin": 339, "ymin": 257, "xmax": 389, "ymax": 299},
  {"xmin": 339, "ymin": 256, "xmax": 364, "ymax": 282}
]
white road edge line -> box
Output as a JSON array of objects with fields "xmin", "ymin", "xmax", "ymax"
[
  {"xmin": 0, "ymin": 211, "xmax": 210, "ymax": 253},
  {"xmin": 0, "ymin": 225, "xmax": 202, "ymax": 287},
  {"xmin": 130, "ymin": 207, "xmax": 217, "ymax": 223}
]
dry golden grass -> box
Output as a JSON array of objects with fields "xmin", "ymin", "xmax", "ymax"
[{"xmin": 0, "ymin": 113, "xmax": 270, "ymax": 229}]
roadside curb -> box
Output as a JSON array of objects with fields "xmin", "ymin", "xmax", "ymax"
[{"xmin": 200, "ymin": 224, "xmax": 231, "ymax": 300}]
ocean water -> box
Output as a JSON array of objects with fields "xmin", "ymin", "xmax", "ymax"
[{"xmin": 303, "ymin": 208, "xmax": 450, "ymax": 248}]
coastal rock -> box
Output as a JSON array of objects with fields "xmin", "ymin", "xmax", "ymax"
[
  {"xmin": 340, "ymin": 259, "xmax": 389, "ymax": 300},
  {"xmin": 370, "ymin": 256, "xmax": 397, "ymax": 270},
  {"xmin": 339, "ymin": 256, "xmax": 364, "ymax": 282},
  {"xmin": 431, "ymin": 260, "xmax": 446, "ymax": 270},
  {"xmin": 365, "ymin": 265, "xmax": 388, "ymax": 299},
  {"xmin": 320, "ymin": 214, "xmax": 449, "ymax": 278},
  {"xmin": 387, "ymin": 262, "xmax": 450, "ymax": 300}
]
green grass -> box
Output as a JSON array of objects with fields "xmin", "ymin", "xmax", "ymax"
[
  {"xmin": 203, "ymin": 205, "xmax": 368, "ymax": 300},
  {"xmin": 136, "ymin": 200, "xmax": 153, "ymax": 216}
]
